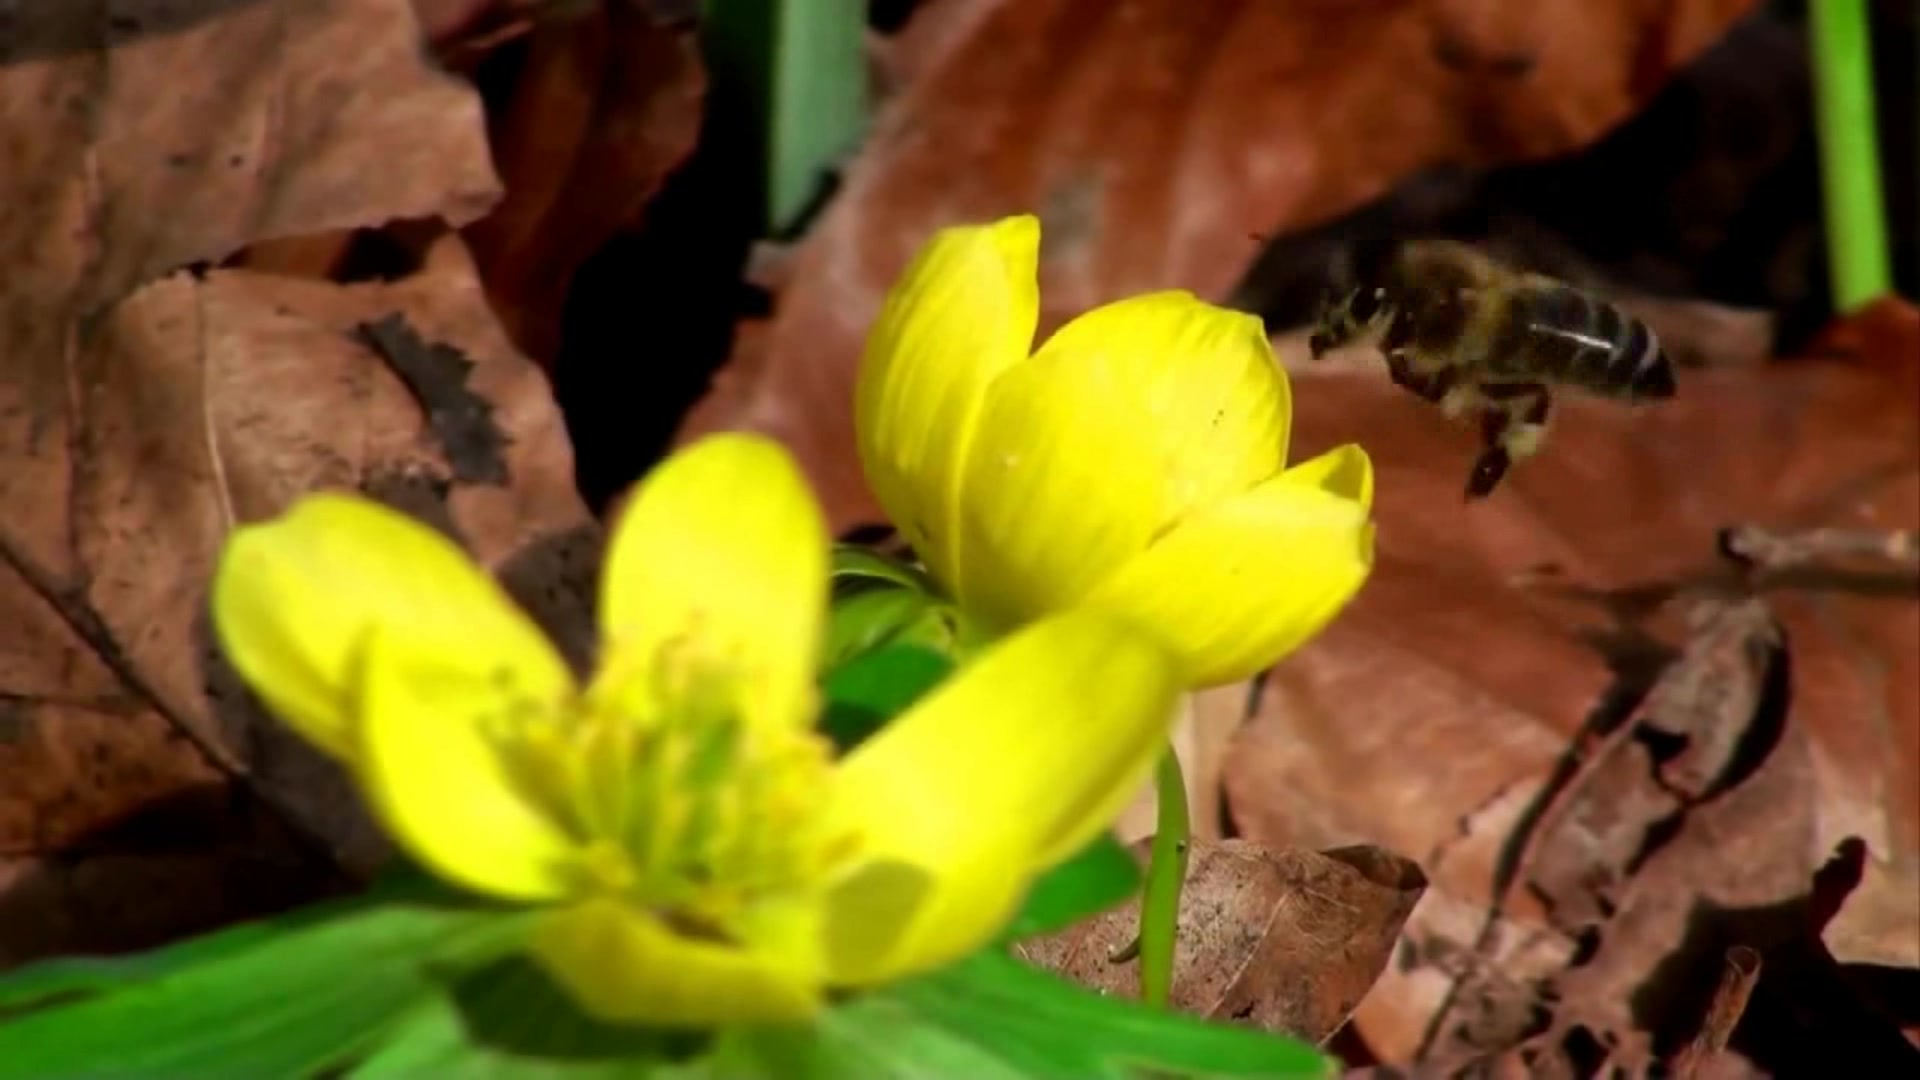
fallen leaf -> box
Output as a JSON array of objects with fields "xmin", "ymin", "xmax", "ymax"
[
  {"xmin": 679, "ymin": 0, "xmax": 1757, "ymax": 525},
  {"xmin": 461, "ymin": 2, "xmax": 706, "ymax": 364},
  {"xmin": 0, "ymin": 0, "xmax": 524, "ymax": 965},
  {"xmin": 1518, "ymin": 597, "xmax": 1787, "ymax": 942},
  {"xmin": 1412, "ymin": 595, "xmax": 1802, "ymax": 1072},
  {"xmin": 0, "ymin": 0, "xmax": 498, "ymax": 315},
  {"xmin": 0, "ymin": 234, "xmax": 596, "ymax": 965},
  {"xmin": 413, "ymin": 0, "xmax": 512, "ymax": 44},
  {"xmin": 1021, "ymin": 839, "xmax": 1426, "ymax": 1044}
]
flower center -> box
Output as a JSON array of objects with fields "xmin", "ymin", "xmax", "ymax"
[{"xmin": 485, "ymin": 655, "xmax": 851, "ymax": 941}]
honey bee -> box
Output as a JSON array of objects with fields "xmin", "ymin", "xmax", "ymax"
[{"xmin": 1308, "ymin": 239, "xmax": 1677, "ymax": 498}]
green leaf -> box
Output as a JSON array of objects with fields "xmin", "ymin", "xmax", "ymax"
[
  {"xmin": 703, "ymin": 0, "xmax": 869, "ymax": 234},
  {"xmin": 1004, "ymin": 834, "xmax": 1142, "ymax": 940},
  {"xmin": 0, "ymin": 886, "xmax": 531, "ymax": 1079},
  {"xmin": 746, "ymin": 951, "xmax": 1333, "ymax": 1079},
  {"xmin": 818, "ymin": 642, "xmax": 954, "ymax": 751}
]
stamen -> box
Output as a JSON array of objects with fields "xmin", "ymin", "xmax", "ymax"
[{"xmin": 485, "ymin": 642, "xmax": 856, "ymax": 946}]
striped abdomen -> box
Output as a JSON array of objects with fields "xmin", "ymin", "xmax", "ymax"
[{"xmin": 1484, "ymin": 285, "xmax": 1674, "ymax": 400}]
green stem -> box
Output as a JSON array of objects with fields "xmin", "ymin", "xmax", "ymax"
[
  {"xmin": 1138, "ymin": 744, "xmax": 1190, "ymax": 1008},
  {"xmin": 1810, "ymin": 0, "xmax": 1892, "ymax": 312}
]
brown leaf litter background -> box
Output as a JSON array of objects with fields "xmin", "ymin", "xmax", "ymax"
[
  {"xmin": 0, "ymin": 0, "xmax": 593, "ymax": 962},
  {"xmin": 678, "ymin": 0, "xmax": 1760, "ymax": 519},
  {"xmin": 0, "ymin": 0, "xmax": 1913, "ymax": 1074}
]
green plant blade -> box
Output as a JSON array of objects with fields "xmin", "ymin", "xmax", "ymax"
[
  {"xmin": 1810, "ymin": 0, "xmax": 1892, "ymax": 311},
  {"xmin": 0, "ymin": 891, "xmax": 530, "ymax": 1079},
  {"xmin": 1140, "ymin": 745, "xmax": 1192, "ymax": 1006},
  {"xmin": 703, "ymin": 0, "xmax": 869, "ymax": 234}
]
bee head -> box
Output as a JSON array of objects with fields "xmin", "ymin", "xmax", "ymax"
[{"xmin": 1308, "ymin": 286, "xmax": 1389, "ymax": 359}]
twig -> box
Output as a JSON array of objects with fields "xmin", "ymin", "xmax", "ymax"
[
  {"xmin": 1670, "ymin": 945, "xmax": 1763, "ymax": 1079},
  {"xmin": 1720, "ymin": 524, "xmax": 1920, "ymax": 574}
]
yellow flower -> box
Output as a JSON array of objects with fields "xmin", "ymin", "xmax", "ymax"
[
  {"xmin": 209, "ymin": 434, "xmax": 1180, "ymax": 1027},
  {"xmin": 855, "ymin": 215, "xmax": 1376, "ymax": 686}
]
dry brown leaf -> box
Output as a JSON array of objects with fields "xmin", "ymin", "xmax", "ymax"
[
  {"xmin": 462, "ymin": 2, "xmax": 706, "ymax": 365},
  {"xmin": 680, "ymin": 0, "xmax": 1757, "ymax": 526},
  {"xmin": 1409, "ymin": 595, "xmax": 1806, "ymax": 1072},
  {"xmin": 1223, "ymin": 301, "xmax": 1919, "ymax": 1065},
  {"xmin": 0, "ymin": 234, "xmax": 594, "ymax": 964},
  {"xmin": 0, "ymin": 0, "xmax": 498, "ymax": 312},
  {"xmin": 0, "ymin": 0, "xmax": 526, "ymax": 964},
  {"xmin": 1021, "ymin": 839, "xmax": 1426, "ymax": 1044},
  {"xmin": 1517, "ymin": 597, "xmax": 1787, "ymax": 941},
  {"xmin": 413, "ymin": 0, "xmax": 509, "ymax": 43}
]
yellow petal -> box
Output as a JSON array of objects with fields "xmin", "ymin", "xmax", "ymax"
[
  {"xmin": 209, "ymin": 493, "xmax": 570, "ymax": 760},
  {"xmin": 954, "ymin": 292, "xmax": 1288, "ymax": 626},
  {"xmin": 1083, "ymin": 444, "xmax": 1376, "ymax": 687},
  {"xmin": 531, "ymin": 898, "xmax": 822, "ymax": 1025},
  {"xmin": 821, "ymin": 611, "xmax": 1181, "ymax": 984},
  {"xmin": 594, "ymin": 433, "xmax": 829, "ymax": 732},
  {"xmin": 854, "ymin": 216, "xmax": 1040, "ymax": 600},
  {"xmin": 1277, "ymin": 438, "xmax": 1374, "ymax": 511},
  {"xmin": 356, "ymin": 627, "xmax": 582, "ymax": 902}
]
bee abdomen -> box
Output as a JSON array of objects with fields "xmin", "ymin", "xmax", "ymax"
[{"xmin": 1500, "ymin": 286, "xmax": 1672, "ymax": 399}]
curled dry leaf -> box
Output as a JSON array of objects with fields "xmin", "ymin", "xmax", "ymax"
[
  {"xmin": 461, "ymin": 2, "xmax": 706, "ymax": 365},
  {"xmin": 1020, "ymin": 838, "xmax": 1426, "ymax": 1044},
  {"xmin": 1516, "ymin": 597, "xmax": 1787, "ymax": 941},
  {"xmin": 680, "ymin": 0, "xmax": 1757, "ymax": 525},
  {"xmin": 1223, "ymin": 300, "xmax": 1919, "ymax": 1066},
  {"xmin": 0, "ymin": 234, "xmax": 594, "ymax": 965},
  {"xmin": 1423, "ymin": 594, "xmax": 1804, "ymax": 1072},
  {"xmin": 0, "ymin": 0, "xmax": 527, "ymax": 965}
]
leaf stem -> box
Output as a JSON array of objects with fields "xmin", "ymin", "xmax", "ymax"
[
  {"xmin": 1810, "ymin": 0, "xmax": 1892, "ymax": 312},
  {"xmin": 1139, "ymin": 744, "xmax": 1190, "ymax": 1008}
]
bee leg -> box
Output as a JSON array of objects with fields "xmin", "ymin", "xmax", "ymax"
[
  {"xmin": 1464, "ymin": 385, "xmax": 1550, "ymax": 500},
  {"xmin": 1500, "ymin": 385, "xmax": 1552, "ymax": 462},
  {"xmin": 1385, "ymin": 352, "xmax": 1454, "ymax": 402},
  {"xmin": 1437, "ymin": 380, "xmax": 1483, "ymax": 420},
  {"xmin": 1465, "ymin": 409, "xmax": 1513, "ymax": 500}
]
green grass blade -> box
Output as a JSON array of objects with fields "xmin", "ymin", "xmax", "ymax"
[
  {"xmin": 703, "ymin": 0, "xmax": 870, "ymax": 234},
  {"xmin": 1810, "ymin": 0, "xmax": 1892, "ymax": 311}
]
